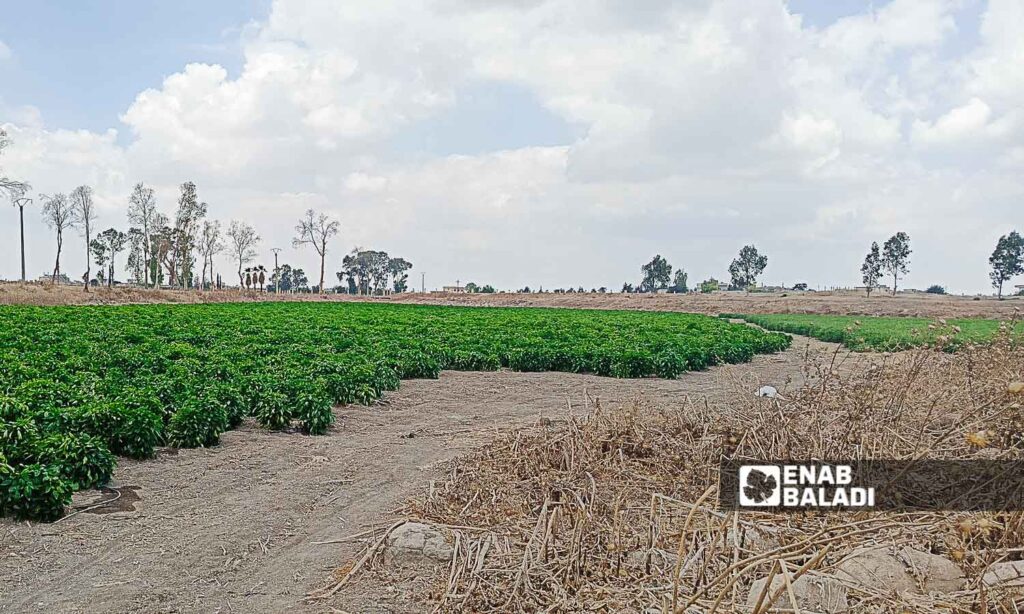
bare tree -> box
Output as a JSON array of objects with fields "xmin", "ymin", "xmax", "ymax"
[
  {"xmin": 227, "ymin": 220, "xmax": 260, "ymax": 288},
  {"xmin": 293, "ymin": 208, "xmax": 340, "ymax": 295},
  {"xmin": 41, "ymin": 193, "xmax": 72, "ymax": 284},
  {"xmin": 199, "ymin": 220, "xmax": 225, "ymax": 290},
  {"xmin": 0, "ymin": 129, "xmax": 28, "ymax": 195},
  {"xmin": 126, "ymin": 182, "xmax": 158, "ymax": 287},
  {"xmin": 1, "ymin": 129, "xmax": 31, "ymax": 282},
  {"xmin": 70, "ymin": 185, "xmax": 97, "ymax": 291}
]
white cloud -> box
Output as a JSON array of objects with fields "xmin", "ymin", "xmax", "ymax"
[
  {"xmin": 912, "ymin": 97, "xmax": 993, "ymax": 145},
  {"xmin": 819, "ymin": 0, "xmax": 958, "ymax": 62},
  {"xmin": 0, "ymin": 40, "xmax": 11, "ymax": 61},
  {"xmin": 2, "ymin": 0, "xmax": 1024, "ymax": 293}
]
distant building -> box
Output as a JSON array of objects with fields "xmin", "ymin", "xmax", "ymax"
[{"xmin": 442, "ymin": 285, "xmax": 465, "ymax": 293}]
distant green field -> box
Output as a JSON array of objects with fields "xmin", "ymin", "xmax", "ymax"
[{"xmin": 721, "ymin": 313, "xmax": 1023, "ymax": 351}]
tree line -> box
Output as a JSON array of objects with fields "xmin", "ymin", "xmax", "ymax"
[
  {"xmin": 859, "ymin": 231, "xmax": 1024, "ymax": 298},
  {"xmin": 3, "ymin": 129, "xmax": 1023, "ymax": 296},
  {"xmin": 2, "ymin": 131, "xmax": 415, "ymax": 295},
  {"xmin": 625, "ymin": 245, "xmax": 769, "ymax": 294}
]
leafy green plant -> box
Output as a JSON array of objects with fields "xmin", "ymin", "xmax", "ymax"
[
  {"xmin": 296, "ymin": 386, "xmax": 335, "ymax": 435},
  {"xmin": 167, "ymin": 399, "xmax": 229, "ymax": 448},
  {"xmin": 14, "ymin": 379, "xmax": 81, "ymax": 413},
  {"xmin": 70, "ymin": 403, "xmax": 164, "ymax": 459},
  {"xmin": 0, "ymin": 418, "xmax": 41, "ymax": 464},
  {"xmin": 611, "ymin": 352, "xmax": 654, "ymax": 378},
  {"xmin": 35, "ymin": 433, "xmax": 116, "ymax": 490},
  {"xmin": 0, "ymin": 463, "xmax": 73, "ymax": 521},
  {"xmin": 0, "ymin": 395, "xmax": 28, "ymax": 422},
  {"xmin": 255, "ymin": 390, "xmax": 292, "ymax": 430},
  {"xmin": 0, "ymin": 301, "xmax": 796, "ymax": 520},
  {"xmin": 211, "ymin": 384, "xmax": 248, "ymax": 429},
  {"xmin": 732, "ymin": 314, "xmax": 1021, "ymax": 351}
]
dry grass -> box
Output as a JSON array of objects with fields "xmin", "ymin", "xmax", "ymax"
[
  {"xmin": 330, "ymin": 324, "xmax": 1024, "ymax": 612},
  {"xmin": 0, "ymin": 282, "xmax": 334, "ymax": 306},
  {"xmin": 382, "ymin": 290, "xmax": 1024, "ymax": 319},
  {"xmin": 3, "ymin": 281, "xmax": 1022, "ymax": 319}
]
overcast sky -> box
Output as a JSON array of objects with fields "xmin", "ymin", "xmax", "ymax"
[{"xmin": 1, "ymin": 0, "xmax": 1021, "ymax": 293}]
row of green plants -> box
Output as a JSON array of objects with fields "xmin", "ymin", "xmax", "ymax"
[
  {"xmin": 1, "ymin": 303, "xmax": 790, "ymax": 520},
  {"xmin": 721, "ymin": 313, "xmax": 1023, "ymax": 351}
]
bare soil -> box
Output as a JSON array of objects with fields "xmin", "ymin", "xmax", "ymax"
[
  {"xmin": 380, "ymin": 289, "xmax": 1024, "ymax": 319},
  {"xmin": 3, "ymin": 281, "xmax": 1022, "ymax": 319},
  {"xmin": 0, "ymin": 336, "xmax": 848, "ymax": 614}
]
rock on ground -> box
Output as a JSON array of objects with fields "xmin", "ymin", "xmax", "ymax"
[
  {"xmin": 983, "ymin": 560, "xmax": 1024, "ymax": 590},
  {"xmin": 746, "ymin": 573, "xmax": 849, "ymax": 613},
  {"xmin": 385, "ymin": 522, "xmax": 453, "ymax": 565},
  {"xmin": 833, "ymin": 546, "xmax": 964, "ymax": 595}
]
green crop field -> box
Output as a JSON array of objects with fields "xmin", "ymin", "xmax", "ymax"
[
  {"xmin": 0, "ymin": 302, "xmax": 790, "ymax": 520},
  {"xmin": 724, "ymin": 313, "xmax": 1023, "ymax": 351}
]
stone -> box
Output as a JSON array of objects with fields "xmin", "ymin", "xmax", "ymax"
[
  {"xmin": 386, "ymin": 522, "xmax": 453, "ymax": 565},
  {"xmin": 899, "ymin": 547, "xmax": 965, "ymax": 593},
  {"xmin": 725, "ymin": 526, "xmax": 777, "ymax": 553},
  {"xmin": 746, "ymin": 573, "xmax": 849, "ymax": 613},
  {"xmin": 982, "ymin": 560, "xmax": 1024, "ymax": 591},
  {"xmin": 833, "ymin": 546, "xmax": 964, "ymax": 595},
  {"xmin": 625, "ymin": 548, "xmax": 677, "ymax": 570}
]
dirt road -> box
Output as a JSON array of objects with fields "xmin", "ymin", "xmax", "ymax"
[{"xmin": 0, "ymin": 335, "xmax": 849, "ymax": 613}]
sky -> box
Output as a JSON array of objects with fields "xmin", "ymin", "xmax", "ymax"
[{"xmin": 1, "ymin": 0, "xmax": 1022, "ymax": 294}]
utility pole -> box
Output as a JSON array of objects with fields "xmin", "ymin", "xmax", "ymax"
[
  {"xmin": 13, "ymin": 196, "xmax": 31, "ymax": 282},
  {"xmin": 271, "ymin": 248, "xmax": 282, "ymax": 294},
  {"xmin": 421, "ymin": 272, "xmax": 425, "ymax": 293}
]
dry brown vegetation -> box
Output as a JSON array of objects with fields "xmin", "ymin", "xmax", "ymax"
[
  {"xmin": 0, "ymin": 282, "xmax": 328, "ymax": 306},
  {"xmin": 3, "ymin": 281, "xmax": 1022, "ymax": 319},
  {"xmin": 321, "ymin": 325, "xmax": 1024, "ymax": 612},
  {"xmin": 382, "ymin": 290, "xmax": 1024, "ymax": 319}
]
